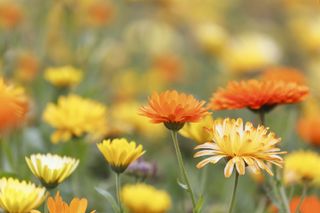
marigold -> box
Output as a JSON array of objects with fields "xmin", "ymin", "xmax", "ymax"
[
  {"xmin": 0, "ymin": 78, "xmax": 28, "ymax": 131},
  {"xmin": 210, "ymin": 80, "xmax": 309, "ymax": 112},
  {"xmin": 140, "ymin": 90, "xmax": 209, "ymax": 131},
  {"xmin": 0, "ymin": 177, "xmax": 46, "ymax": 213},
  {"xmin": 297, "ymin": 116, "xmax": 320, "ymax": 146},
  {"xmin": 194, "ymin": 118, "xmax": 285, "ymax": 178},
  {"xmin": 290, "ymin": 196, "xmax": 320, "ymax": 213},
  {"xmin": 25, "ymin": 153, "xmax": 79, "ymax": 189},
  {"xmin": 179, "ymin": 115, "xmax": 214, "ymax": 144},
  {"xmin": 47, "ymin": 191, "xmax": 95, "ymax": 213},
  {"xmin": 284, "ymin": 151, "xmax": 320, "ymax": 185},
  {"xmin": 43, "ymin": 95, "xmax": 107, "ymax": 143},
  {"xmin": 262, "ymin": 67, "xmax": 306, "ymax": 85},
  {"xmin": 0, "ymin": 2, "xmax": 23, "ymax": 29},
  {"xmin": 44, "ymin": 66, "xmax": 83, "ymax": 87},
  {"xmin": 97, "ymin": 138, "xmax": 145, "ymax": 173},
  {"xmin": 121, "ymin": 183, "xmax": 171, "ymax": 213}
]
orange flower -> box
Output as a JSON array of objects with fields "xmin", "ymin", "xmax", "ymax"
[
  {"xmin": 153, "ymin": 54, "xmax": 183, "ymax": 83},
  {"xmin": 140, "ymin": 90, "xmax": 209, "ymax": 130},
  {"xmin": 262, "ymin": 67, "xmax": 306, "ymax": 85},
  {"xmin": 290, "ymin": 196, "xmax": 320, "ymax": 213},
  {"xmin": 47, "ymin": 191, "xmax": 95, "ymax": 213},
  {"xmin": 86, "ymin": 1, "xmax": 114, "ymax": 27},
  {"xmin": 210, "ymin": 80, "xmax": 309, "ymax": 112},
  {"xmin": 0, "ymin": 2, "xmax": 23, "ymax": 29},
  {"xmin": 297, "ymin": 116, "xmax": 320, "ymax": 146},
  {"xmin": 0, "ymin": 78, "xmax": 28, "ymax": 131}
]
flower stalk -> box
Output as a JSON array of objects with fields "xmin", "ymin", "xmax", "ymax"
[
  {"xmin": 294, "ymin": 183, "xmax": 308, "ymax": 213},
  {"xmin": 228, "ymin": 172, "xmax": 239, "ymax": 213},
  {"xmin": 116, "ymin": 173, "xmax": 123, "ymax": 213}
]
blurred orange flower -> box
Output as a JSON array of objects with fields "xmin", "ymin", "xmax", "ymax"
[
  {"xmin": 0, "ymin": 78, "xmax": 28, "ymax": 131},
  {"xmin": 15, "ymin": 53, "xmax": 39, "ymax": 82},
  {"xmin": 0, "ymin": 2, "xmax": 23, "ymax": 29},
  {"xmin": 297, "ymin": 116, "xmax": 320, "ymax": 146},
  {"xmin": 152, "ymin": 54, "xmax": 183, "ymax": 83},
  {"xmin": 262, "ymin": 67, "xmax": 306, "ymax": 85},
  {"xmin": 210, "ymin": 80, "xmax": 309, "ymax": 112},
  {"xmin": 47, "ymin": 191, "xmax": 95, "ymax": 213},
  {"xmin": 140, "ymin": 90, "xmax": 209, "ymax": 130},
  {"xmin": 85, "ymin": 1, "xmax": 114, "ymax": 27},
  {"xmin": 290, "ymin": 196, "xmax": 320, "ymax": 213}
]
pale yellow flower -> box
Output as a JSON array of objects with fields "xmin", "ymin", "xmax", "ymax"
[
  {"xmin": 121, "ymin": 183, "xmax": 171, "ymax": 213},
  {"xmin": 0, "ymin": 177, "xmax": 46, "ymax": 213},
  {"xmin": 43, "ymin": 95, "xmax": 108, "ymax": 143},
  {"xmin": 179, "ymin": 115, "xmax": 214, "ymax": 144},
  {"xmin": 97, "ymin": 138, "xmax": 145, "ymax": 173},
  {"xmin": 44, "ymin": 66, "xmax": 83, "ymax": 87},
  {"xmin": 194, "ymin": 118, "xmax": 285, "ymax": 178},
  {"xmin": 25, "ymin": 153, "xmax": 79, "ymax": 189}
]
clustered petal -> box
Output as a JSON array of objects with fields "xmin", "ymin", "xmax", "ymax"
[
  {"xmin": 261, "ymin": 67, "xmax": 306, "ymax": 85},
  {"xmin": 97, "ymin": 138, "xmax": 145, "ymax": 173},
  {"xmin": 25, "ymin": 153, "xmax": 79, "ymax": 188},
  {"xmin": 44, "ymin": 66, "xmax": 83, "ymax": 87},
  {"xmin": 194, "ymin": 118, "xmax": 285, "ymax": 178},
  {"xmin": 210, "ymin": 80, "xmax": 309, "ymax": 111}
]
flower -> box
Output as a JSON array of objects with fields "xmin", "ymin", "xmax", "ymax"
[
  {"xmin": 43, "ymin": 95, "xmax": 107, "ymax": 143},
  {"xmin": 0, "ymin": 2, "xmax": 23, "ymax": 29},
  {"xmin": 47, "ymin": 191, "xmax": 95, "ymax": 213},
  {"xmin": 194, "ymin": 118, "xmax": 285, "ymax": 178},
  {"xmin": 284, "ymin": 151, "xmax": 320, "ymax": 185},
  {"xmin": 261, "ymin": 67, "xmax": 306, "ymax": 85},
  {"xmin": 44, "ymin": 66, "xmax": 83, "ymax": 87},
  {"xmin": 290, "ymin": 196, "xmax": 320, "ymax": 213},
  {"xmin": 97, "ymin": 138, "xmax": 145, "ymax": 173},
  {"xmin": 297, "ymin": 116, "xmax": 320, "ymax": 146},
  {"xmin": 179, "ymin": 115, "xmax": 214, "ymax": 144},
  {"xmin": 0, "ymin": 78, "xmax": 28, "ymax": 132},
  {"xmin": 209, "ymin": 80, "xmax": 309, "ymax": 112},
  {"xmin": 140, "ymin": 90, "xmax": 209, "ymax": 131},
  {"xmin": 25, "ymin": 153, "xmax": 79, "ymax": 189},
  {"xmin": 15, "ymin": 53, "xmax": 39, "ymax": 82},
  {"xmin": 121, "ymin": 183, "xmax": 171, "ymax": 213},
  {"xmin": 0, "ymin": 177, "xmax": 46, "ymax": 213},
  {"xmin": 126, "ymin": 158, "xmax": 157, "ymax": 180}
]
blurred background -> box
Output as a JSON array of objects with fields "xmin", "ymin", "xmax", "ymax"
[{"xmin": 1, "ymin": 0, "xmax": 320, "ymax": 212}]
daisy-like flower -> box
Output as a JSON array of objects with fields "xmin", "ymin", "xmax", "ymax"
[
  {"xmin": 25, "ymin": 153, "xmax": 79, "ymax": 189},
  {"xmin": 0, "ymin": 177, "xmax": 46, "ymax": 213},
  {"xmin": 44, "ymin": 66, "xmax": 83, "ymax": 87},
  {"xmin": 210, "ymin": 80, "xmax": 309, "ymax": 113},
  {"xmin": 261, "ymin": 67, "xmax": 306, "ymax": 85},
  {"xmin": 139, "ymin": 90, "xmax": 209, "ymax": 131},
  {"xmin": 97, "ymin": 138, "xmax": 145, "ymax": 173},
  {"xmin": 47, "ymin": 191, "xmax": 95, "ymax": 213},
  {"xmin": 121, "ymin": 183, "xmax": 171, "ymax": 213},
  {"xmin": 179, "ymin": 115, "xmax": 214, "ymax": 144},
  {"xmin": 284, "ymin": 151, "xmax": 320, "ymax": 186},
  {"xmin": 194, "ymin": 118, "xmax": 285, "ymax": 178},
  {"xmin": 43, "ymin": 95, "xmax": 107, "ymax": 143},
  {"xmin": 0, "ymin": 77, "xmax": 28, "ymax": 132}
]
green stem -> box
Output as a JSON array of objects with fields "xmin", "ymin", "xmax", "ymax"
[
  {"xmin": 228, "ymin": 172, "xmax": 239, "ymax": 213},
  {"xmin": 116, "ymin": 173, "xmax": 123, "ymax": 213},
  {"xmin": 279, "ymin": 184, "xmax": 290, "ymax": 213},
  {"xmin": 170, "ymin": 131, "xmax": 197, "ymax": 209},
  {"xmin": 294, "ymin": 183, "xmax": 308, "ymax": 213},
  {"xmin": 259, "ymin": 112, "xmax": 265, "ymax": 126}
]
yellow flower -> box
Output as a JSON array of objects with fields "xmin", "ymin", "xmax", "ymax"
[
  {"xmin": 284, "ymin": 151, "xmax": 320, "ymax": 186},
  {"xmin": 121, "ymin": 183, "xmax": 171, "ymax": 213},
  {"xmin": 179, "ymin": 115, "xmax": 214, "ymax": 144},
  {"xmin": 25, "ymin": 153, "xmax": 79, "ymax": 189},
  {"xmin": 0, "ymin": 177, "xmax": 46, "ymax": 213},
  {"xmin": 194, "ymin": 118, "xmax": 285, "ymax": 178},
  {"xmin": 44, "ymin": 66, "xmax": 83, "ymax": 87},
  {"xmin": 43, "ymin": 95, "xmax": 108, "ymax": 143},
  {"xmin": 97, "ymin": 138, "xmax": 145, "ymax": 173}
]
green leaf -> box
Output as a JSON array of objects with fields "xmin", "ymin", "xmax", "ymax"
[
  {"xmin": 95, "ymin": 187, "xmax": 119, "ymax": 213},
  {"xmin": 194, "ymin": 195, "xmax": 205, "ymax": 213},
  {"xmin": 177, "ymin": 178, "xmax": 189, "ymax": 191}
]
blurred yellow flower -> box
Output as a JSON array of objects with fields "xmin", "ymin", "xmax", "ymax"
[
  {"xmin": 0, "ymin": 77, "xmax": 29, "ymax": 132},
  {"xmin": 284, "ymin": 150, "xmax": 320, "ymax": 186},
  {"xmin": 194, "ymin": 118, "xmax": 285, "ymax": 178},
  {"xmin": 97, "ymin": 138, "xmax": 145, "ymax": 173},
  {"xmin": 25, "ymin": 153, "xmax": 79, "ymax": 189},
  {"xmin": 179, "ymin": 115, "xmax": 214, "ymax": 144},
  {"xmin": 44, "ymin": 66, "xmax": 83, "ymax": 87},
  {"xmin": 0, "ymin": 177, "xmax": 46, "ymax": 213},
  {"xmin": 121, "ymin": 183, "xmax": 171, "ymax": 213},
  {"xmin": 47, "ymin": 191, "xmax": 95, "ymax": 213},
  {"xmin": 109, "ymin": 101, "xmax": 165, "ymax": 139},
  {"xmin": 222, "ymin": 33, "xmax": 281, "ymax": 74},
  {"xmin": 43, "ymin": 95, "xmax": 108, "ymax": 143}
]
